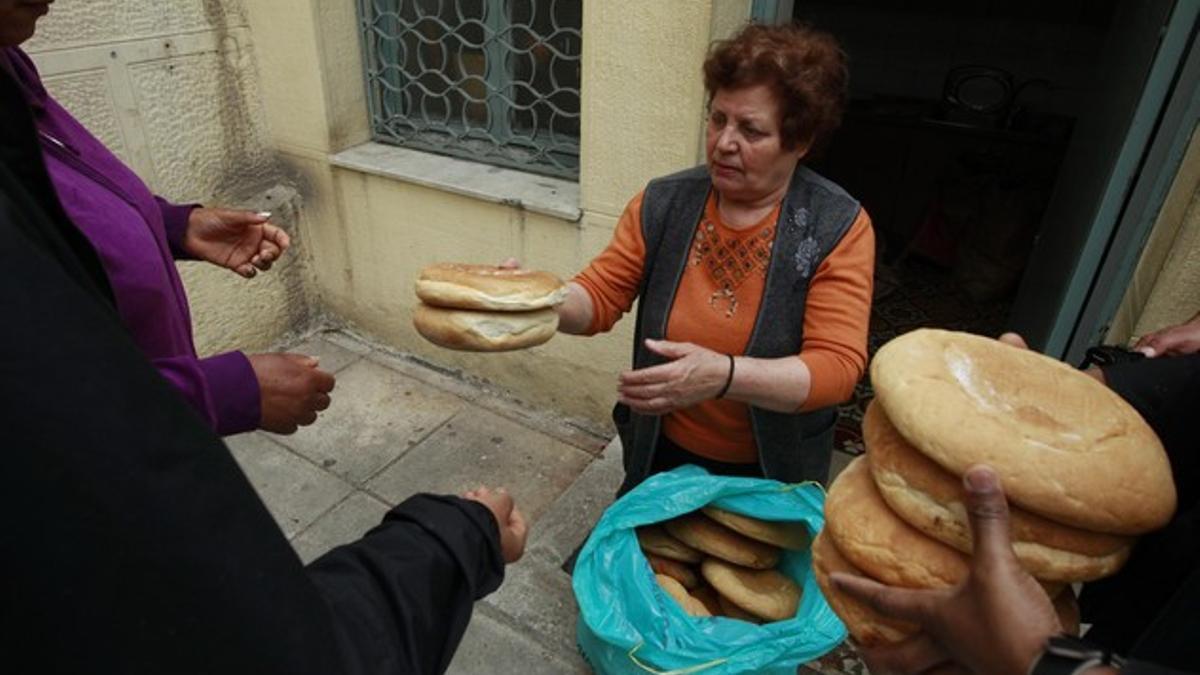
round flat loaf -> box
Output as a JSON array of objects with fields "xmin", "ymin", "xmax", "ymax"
[
  {"xmin": 701, "ymin": 506, "xmax": 811, "ymax": 550},
  {"xmin": 647, "ymin": 553, "xmax": 699, "ymax": 589},
  {"xmin": 664, "ymin": 512, "xmax": 780, "ymax": 569},
  {"xmin": 811, "ymin": 530, "xmax": 916, "ymax": 646},
  {"xmin": 413, "ymin": 303, "xmax": 557, "ymax": 352},
  {"xmin": 717, "ymin": 594, "xmax": 762, "ymax": 623},
  {"xmin": 655, "ymin": 574, "xmax": 711, "ymax": 617},
  {"xmin": 637, "ymin": 524, "xmax": 704, "ymax": 564},
  {"xmin": 864, "ymin": 400, "xmax": 1133, "ymax": 582},
  {"xmin": 811, "ymin": 530, "xmax": 1079, "ymax": 646},
  {"xmin": 870, "ymin": 329, "xmax": 1175, "ymax": 535},
  {"xmin": 825, "ymin": 456, "xmax": 969, "ymax": 589},
  {"xmin": 416, "ymin": 263, "xmax": 567, "ymax": 311},
  {"xmin": 700, "ymin": 557, "xmax": 800, "ymax": 622}
]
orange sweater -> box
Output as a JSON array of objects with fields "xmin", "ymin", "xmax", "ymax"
[{"xmin": 574, "ymin": 190, "xmax": 874, "ymax": 463}]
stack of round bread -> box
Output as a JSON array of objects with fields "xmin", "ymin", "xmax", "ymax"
[
  {"xmin": 815, "ymin": 328, "xmax": 1176, "ymax": 646},
  {"xmin": 413, "ymin": 263, "xmax": 566, "ymax": 351},
  {"xmin": 636, "ymin": 507, "xmax": 811, "ymax": 623}
]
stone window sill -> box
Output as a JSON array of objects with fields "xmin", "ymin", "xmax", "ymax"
[{"xmin": 330, "ymin": 142, "xmax": 582, "ymax": 222}]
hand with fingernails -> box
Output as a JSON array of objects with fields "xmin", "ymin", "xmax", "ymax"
[
  {"xmin": 463, "ymin": 486, "xmax": 528, "ymax": 563},
  {"xmin": 831, "ymin": 465, "xmax": 1064, "ymax": 675},
  {"xmin": 617, "ymin": 339, "xmax": 731, "ymax": 415},
  {"xmin": 183, "ymin": 207, "xmax": 291, "ymax": 279},
  {"xmin": 248, "ymin": 353, "xmax": 335, "ymax": 434},
  {"xmin": 1133, "ymin": 311, "xmax": 1200, "ymax": 359}
]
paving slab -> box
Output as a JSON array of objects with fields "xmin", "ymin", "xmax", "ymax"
[
  {"xmin": 275, "ymin": 359, "xmax": 468, "ymax": 484},
  {"xmin": 471, "ymin": 393, "xmax": 612, "ymax": 456},
  {"xmin": 226, "ymin": 432, "xmax": 354, "ymax": 539},
  {"xmin": 448, "ymin": 606, "xmax": 588, "ymax": 675},
  {"xmin": 286, "ymin": 334, "xmax": 365, "ymax": 374},
  {"xmin": 367, "ymin": 407, "xmax": 594, "ymax": 526},
  {"xmin": 365, "ymin": 344, "xmax": 608, "ymax": 455},
  {"xmin": 291, "ymin": 490, "xmax": 392, "ymax": 563},
  {"xmin": 367, "ymin": 348, "xmax": 488, "ymax": 403},
  {"xmin": 481, "ymin": 549, "xmax": 582, "ymax": 660},
  {"xmin": 528, "ymin": 436, "xmax": 623, "ymax": 567}
]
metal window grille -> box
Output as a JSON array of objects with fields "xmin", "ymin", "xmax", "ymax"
[{"xmin": 358, "ymin": 0, "xmax": 582, "ymax": 179}]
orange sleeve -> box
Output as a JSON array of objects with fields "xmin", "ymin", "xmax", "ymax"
[
  {"xmin": 572, "ymin": 191, "xmax": 648, "ymax": 335},
  {"xmin": 798, "ymin": 208, "xmax": 875, "ymax": 410}
]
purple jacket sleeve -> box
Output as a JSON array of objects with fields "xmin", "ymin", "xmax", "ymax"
[
  {"xmin": 156, "ymin": 196, "xmax": 199, "ymax": 260},
  {"xmin": 154, "ymin": 351, "xmax": 262, "ymax": 436}
]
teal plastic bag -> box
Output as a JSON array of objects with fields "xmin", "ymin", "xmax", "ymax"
[{"xmin": 574, "ymin": 465, "xmax": 846, "ymax": 674}]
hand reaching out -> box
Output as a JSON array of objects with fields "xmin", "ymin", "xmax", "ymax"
[
  {"xmin": 1134, "ymin": 312, "xmax": 1200, "ymax": 358},
  {"xmin": 185, "ymin": 207, "xmax": 291, "ymax": 278},
  {"xmin": 464, "ymin": 486, "xmax": 528, "ymax": 563},
  {"xmin": 831, "ymin": 465, "xmax": 1062, "ymax": 675},
  {"xmin": 617, "ymin": 339, "xmax": 731, "ymax": 415},
  {"xmin": 248, "ymin": 353, "xmax": 335, "ymax": 434}
]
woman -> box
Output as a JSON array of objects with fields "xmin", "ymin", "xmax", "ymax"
[
  {"xmin": 1, "ymin": 6, "xmax": 333, "ymax": 435},
  {"xmin": 558, "ymin": 23, "xmax": 873, "ymax": 492}
]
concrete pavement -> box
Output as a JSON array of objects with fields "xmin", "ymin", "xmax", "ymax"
[{"xmin": 226, "ymin": 328, "xmax": 865, "ymax": 674}]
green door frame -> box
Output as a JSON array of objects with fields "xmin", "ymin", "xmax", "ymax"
[
  {"xmin": 1066, "ymin": 4, "xmax": 1200, "ymax": 363},
  {"xmin": 1047, "ymin": 0, "xmax": 1200, "ymax": 361}
]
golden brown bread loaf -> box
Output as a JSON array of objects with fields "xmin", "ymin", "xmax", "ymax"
[
  {"xmin": 412, "ymin": 303, "xmax": 557, "ymax": 352},
  {"xmin": 870, "ymin": 329, "xmax": 1175, "ymax": 535},
  {"xmin": 646, "ymin": 553, "xmax": 700, "ymax": 589},
  {"xmin": 655, "ymin": 574, "xmax": 712, "ymax": 617},
  {"xmin": 864, "ymin": 400, "xmax": 1133, "ymax": 582},
  {"xmin": 637, "ymin": 524, "xmax": 704, "ymax": 564},
  {"xmin": 717, "ymin": 594, "xmax": 762, "ymax": 623},
  {"xmin": 701, "ymin": 506, "xmax": 811, "ymax": 550},
  {"xmin": 811, "ymin": 530, "xmax": 916, "ymax": 646},
  {"xmin": 415, "ymin": 262, "xmax": 566, "ymax": 311},
  {"xmin": 814, "ymin": 527, "xmax": 1083, "ymax": 645},
  {"xmin": 664, "ymin": 512, "xmax": 781, "ymax": 569},
  {"xmin": 700, "ymin": 557, "xmax": 801, "ymax": 622},
  {"xmin": 825, "ymin": 457, "xmax": 970, "ymax": 589}
]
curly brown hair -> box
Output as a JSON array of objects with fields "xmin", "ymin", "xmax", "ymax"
[{"xmin": 703, "ymin": 22, "xmax": 847, "ymax": 152}]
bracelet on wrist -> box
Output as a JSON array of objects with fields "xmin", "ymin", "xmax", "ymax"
[{"xmin": 715, "ymin": 354, "xmax": 735, "ymax": 399}]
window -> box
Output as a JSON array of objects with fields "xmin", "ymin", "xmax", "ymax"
[{"xmin": 358, "ymin": 0, "xmax": 583, "ymax": 180}]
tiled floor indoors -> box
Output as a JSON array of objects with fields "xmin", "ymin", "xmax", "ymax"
[{"xmin": 229, "ymin": 328, "xmax": 867, "ymax": 674}]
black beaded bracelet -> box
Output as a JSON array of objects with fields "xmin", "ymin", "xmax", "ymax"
[{"xmin": 716, "ymin": 354, "xmax": 735, "ymax": 399}]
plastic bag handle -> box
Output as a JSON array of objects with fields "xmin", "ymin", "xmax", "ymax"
[{"xmin": 627, "ymin": 643, "xmax": 727, "ymax": 674}]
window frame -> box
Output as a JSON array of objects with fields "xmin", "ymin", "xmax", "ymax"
[{"xmin": 356, "ymin": 0, "xmax": 582, "ymax": 180}]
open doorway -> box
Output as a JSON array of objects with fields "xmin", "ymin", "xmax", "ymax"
[{"xmin": 786, "ymin": 0, "xmax": 1181, "ymax": 452}]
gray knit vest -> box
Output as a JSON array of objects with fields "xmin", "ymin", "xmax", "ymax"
[{"xmin": 615, "ymin": 164, "xmax": 860, "ymax": 493}]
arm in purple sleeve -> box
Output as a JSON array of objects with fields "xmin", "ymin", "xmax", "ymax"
[
  {"xmin": 154, "ymin": 351, "xmax": 262, "ymax": 436},
  {"xmin": 156, "ymin": 196, "xmax": 199, "ymax": 260}
]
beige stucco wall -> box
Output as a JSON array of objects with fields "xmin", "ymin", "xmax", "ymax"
[
  {"xmin": 26, "ymin": 0, "xmax": 313, "ymax": 356},
  {"xmin": 1109, "ymin": 127, "xmax": 1200, "ymax": 344},
  {"xmin": 244, "ymin": 0, "xmax": 751, "ymax": 427}
]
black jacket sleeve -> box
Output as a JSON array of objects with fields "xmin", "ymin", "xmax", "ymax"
[
  {"xmin": 1081, "ymin": 355, "xmax": 1200, "ymax": 672},
  {"xmin": 0, "ymin": 71, "xmax": 502, "ymax": 674},
  {"xmin": 309, "ymin": 495, "xmax": 504, "ymax": 674},
  {"xmin": 1103, "ymin": 354, "xmax": 1200, "ymax": 509}
]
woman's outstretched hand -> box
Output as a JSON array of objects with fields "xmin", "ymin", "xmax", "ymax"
[{"xmin": 617, "ymin": 339, "xmax": 731, "ymax": 415}]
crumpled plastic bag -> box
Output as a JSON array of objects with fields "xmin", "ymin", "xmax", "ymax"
[{"xmin": 574, "ymin": 465, "xmax": 846, "ymax": 674}]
